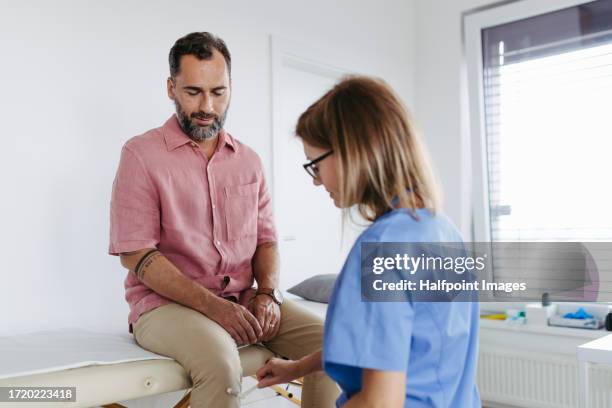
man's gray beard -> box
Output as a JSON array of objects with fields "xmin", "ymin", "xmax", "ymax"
[{"xmin": 175, "ymin": 101, "xmax": 227, "ymax": 142}]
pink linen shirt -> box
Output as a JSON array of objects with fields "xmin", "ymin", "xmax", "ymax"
[{"xmin": 109, "ymin": 115, "xmax": 277, "ymax": 332}]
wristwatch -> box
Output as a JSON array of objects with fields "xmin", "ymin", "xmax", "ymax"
[{"xmin": 256, "ymin": 287, "xmax": 284, "ymax": 306}]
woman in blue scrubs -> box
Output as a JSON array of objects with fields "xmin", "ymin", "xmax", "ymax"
[{"xmin": 257, "ymin": 76, "xmax": 480, "ymax": 407}]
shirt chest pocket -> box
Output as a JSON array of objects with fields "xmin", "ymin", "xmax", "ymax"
[{"xmin": 224, "ymin": 182, "xmax": 259, "ymax": 241}]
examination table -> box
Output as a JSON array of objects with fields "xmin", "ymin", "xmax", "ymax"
[{"xmin": 0, "ymin": 296, "xmax": 326, "ymax": 408}]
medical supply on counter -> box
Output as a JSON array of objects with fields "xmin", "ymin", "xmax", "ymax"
[
  {"xmin": 506, "ymin": 309, "xmax": 526, "ymax": 325},
  {"xmin": 549, "ymin": 307, "xmax": 603, "ymax": 330},
  {"xmin": 526, "ymin": 303, "xmax": 557, "ymax": 326}
]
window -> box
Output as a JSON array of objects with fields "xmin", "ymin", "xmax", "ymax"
[{"xmin": 465, "ymin": 0, "xmax": 612, "ymax": 301}]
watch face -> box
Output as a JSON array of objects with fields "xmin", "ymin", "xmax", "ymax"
[{"xmin": 273, "ymin": 288, "xmax": 284, "ymax": 304}]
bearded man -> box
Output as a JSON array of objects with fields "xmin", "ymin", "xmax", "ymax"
[{"xmin": 108, "ymin": 32, "xmax": 339, "ymax": 408}]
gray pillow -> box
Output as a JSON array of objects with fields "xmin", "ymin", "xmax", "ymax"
[{"xmin": 287, "ymin": 274, "xmax": 338, "ymax": 303}]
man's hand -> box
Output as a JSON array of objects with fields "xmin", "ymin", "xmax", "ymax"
[
  {"xmin": 206, "ymin": 296, "xmax": 263, "ymax": 346},
  {"xmin": 249, "ymin": 294, "xmax": 281, "ymax": 342}
]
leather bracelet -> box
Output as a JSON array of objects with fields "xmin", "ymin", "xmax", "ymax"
[{"xmin": 134, "ymin": 249, "xmax": 159, "ymax": 278}]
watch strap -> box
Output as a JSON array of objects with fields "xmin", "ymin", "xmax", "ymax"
[{"xmin": 255, "ymin": 288, "xmax": 281, "ymax": 305}]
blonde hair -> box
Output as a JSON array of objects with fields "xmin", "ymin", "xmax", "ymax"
[{"xmin": 296, "ymin": 75, "xmax": 441, "ymax": 222}]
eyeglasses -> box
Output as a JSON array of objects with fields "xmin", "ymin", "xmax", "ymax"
[{"xmin": 302, "ymin": 150, "xmax": 334, "ymax": 179}]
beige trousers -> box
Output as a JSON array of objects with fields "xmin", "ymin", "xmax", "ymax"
[{"xmin": 133, "ymin": 298, "xmax": 340, "ymax": 407}]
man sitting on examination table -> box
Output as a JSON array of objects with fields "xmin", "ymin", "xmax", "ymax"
[{"xmin": 108, "ymin": 32, "xmax": 339, "ymax": 408}]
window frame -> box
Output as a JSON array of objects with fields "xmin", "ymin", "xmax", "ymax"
[
  {"xmin": 464, "ymin": 0, "xmax": 600, "ymax": 242},
  {"xmin": 463, "ymin": 0, "xmax": 603, "ymax": 308}
]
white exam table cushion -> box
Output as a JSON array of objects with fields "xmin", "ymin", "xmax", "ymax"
[
  {"xmin": 0, "ymin": 328, "xmax": 172, "ymax": 380},
  {"xmin": 0, "ymin": 329, "xmax": 273, "ymax": 407},
  {"xmin": 0, "ymin": 297, "xmax": 326, "ymax": 407},
  {"xmin": 285, "ymin": 293, "xmax": 328, "ymax": 320}
]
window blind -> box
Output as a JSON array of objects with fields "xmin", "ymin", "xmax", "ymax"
[
  {"xmin": 479, "ymin": 0, "xmax": 612, "ymax": 300},
  {"xmin": 481, "ymin": 0, "xmax": 612, "ymax": 243}
]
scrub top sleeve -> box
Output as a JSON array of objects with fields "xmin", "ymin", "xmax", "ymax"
[{"xmin": 323, "ymin": 243, "xmax": 415, "ymax": 373}]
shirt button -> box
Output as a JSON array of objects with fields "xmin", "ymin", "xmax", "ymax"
[
  {"xmin": 216, "ymin": 240, "xmax": 221, "ymax": 245},
  {"xmin": 212, "ymin": 204, "xmax": 216, "ymax": 209}
]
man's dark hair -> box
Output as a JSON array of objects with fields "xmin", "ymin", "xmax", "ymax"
[{"xmin": 169, "ymin": 32, "xmax": 231, "ymax": 80}]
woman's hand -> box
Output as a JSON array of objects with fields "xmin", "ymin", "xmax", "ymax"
[{"xmin": 256, "ymin": 357, "xmax": 304, "ymax": 388}]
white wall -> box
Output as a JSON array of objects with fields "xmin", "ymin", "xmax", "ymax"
[
  {"xmin": 413, "ymin": 0, "xmax": 508, "ymax": 238},
  {"xmin": 0, "ymin": 0, "xmax": 416, "ymax": 336}
]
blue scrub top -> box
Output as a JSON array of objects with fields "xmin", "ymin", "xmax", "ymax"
[{"xmin": 323, "ymin": 208, "xmax": 481, "ymax": 407}]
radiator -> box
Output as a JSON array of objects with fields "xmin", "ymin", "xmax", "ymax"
[{"xmin": 478, "ymin": 348, "xmax": 612, "ymax": 408}]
